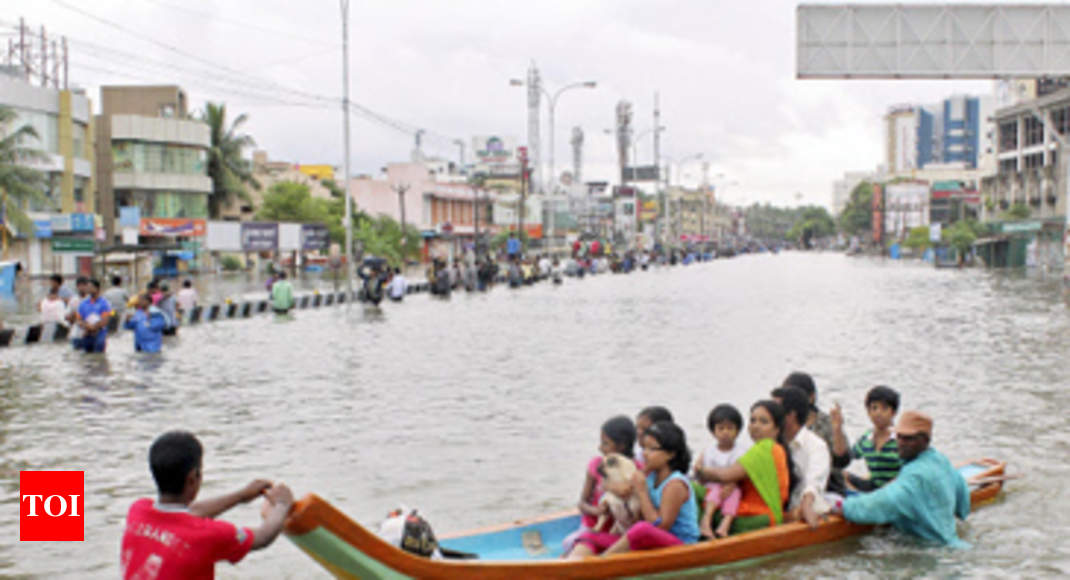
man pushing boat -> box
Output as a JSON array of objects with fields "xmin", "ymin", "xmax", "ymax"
[{"xmin": 837, "ymin": 410, "xmax": 972, "ymax": 547}]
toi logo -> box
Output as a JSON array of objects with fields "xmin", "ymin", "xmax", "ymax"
[{"xmin": 20, "ymin": 471, "xmax": 84, "ymax": 541}]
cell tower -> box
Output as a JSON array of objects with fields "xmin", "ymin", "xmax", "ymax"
[
  {"xmin": 526, "ymin": 62, "xmax": 542, "ymax": 193},
  {"xmin": 570, "ymin": 126, "xmax": 584, "ymax": 184},
  {"xmin": 5, "ymin": 18, "xmax": 68, "ymax": 89}
]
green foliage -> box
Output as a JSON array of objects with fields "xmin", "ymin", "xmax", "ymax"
[
  {"xmin": 838, "ymin": 182, "xmax": 874, "ymax": 235},
  {"xmin": 353, "ymin": 214, "xmax": 421, "ymax": 267},
  {"xmin": 202, "ymin": 102, "xmax": 258, "ymax": 218},
  {"xmin": 0, "ymin": 105, "xmax": 50, "ymax": 231},
  {"xmin": 944, "ymin": 220, "xmax": 977, "ymax": 256},
  {"xmin": 1001, "ymin": 203, "xmax": 1031, "ymax": 220},
  {"xmin": 786, "ymin": 206, "xmax": 836, "ymax": 243},
  {"xmin": 255, "ymin": 181, "xmax": 328, "ymax": 223},
  {"xmin": 903, "ymin": 226, "xmax": 932, "ymax": 250},
  {"xmin": 220, "ymin": 254, "xmax": 244, "ymax": 271}
]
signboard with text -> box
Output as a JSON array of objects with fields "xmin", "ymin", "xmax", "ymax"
[
  {"xmin": 301, "ymin": 224, "xmax": 329, "ymax": 250},
  {"xmin": 240, "ymin": 222, "xmax": 279, "ymax": 251},
  {"xmin": 51, "ymin": 238, "xmax": 95, "ymax": 254},
  {"xmin": 140, "ymin": 218, "xmax": 206, "ymax": 237},
  {"xmin": 623, "ymin": 165, "xmax": 660, "ymax": 182}
]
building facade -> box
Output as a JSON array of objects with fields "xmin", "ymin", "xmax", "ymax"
[
  {"xmin": 883, "ymin": 181, "xmax": 930, "ymax": 240},
  {"xmin": 95, "ymin": 86, "xmax": 211, "ymax": 242},
  {"xmin": 218, "ymin": 151, "xmax": 335, "ymax": 221},
  {"xmin": 1, "ymin": 68, "xmax": 98, "ymax": 275},
  {"xmin": 832, "ymin": 171, "xmax": 872, "ymax": 216},
  {"xmin": 885, "ymin": 95, "xmax": 993, "ymax": 174}
]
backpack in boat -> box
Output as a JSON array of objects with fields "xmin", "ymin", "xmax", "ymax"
[{"xmin": 400, "ymin": 511, "xmax": 438, "ymax": 557}]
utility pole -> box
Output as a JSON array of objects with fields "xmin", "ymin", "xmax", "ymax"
[
  {"xmin": 393, "ymin": 183, "xmax": 409, "ymax": 254},
  {"xmin": 340, "ymin": 0, "xmax": 354, "ymax": 302},
  {"xmin": 518, "ymin": 147, "xmax": 529, "ymax": 246},
  {"xmin": 39, "ymin": 26, "xmax": 47, "ymax": 87},
  {"xmin": 653, "ymin": 92, "xmax": 661, "ymax": 247}
]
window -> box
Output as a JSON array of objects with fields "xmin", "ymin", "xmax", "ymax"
[
  {"xmin": 1024, "ymin": 152, "xmax": 1044, "ymax": 169},
  {"xmin": 13, "ymin": 109, "xmax": 59, "ymax": 154},
  {"xmin": 116, "ymin": 190, "xmax": 208, "ymax": 218},
  {"xmin": 72, "ymin": 123, "xmax": 87, "ymax": 159},
  {"xmin": 998, "ymin": 120, "xmax": 1018, "ymax": 152},
  {"xmin": 112, "ymin": 142, "xmax": 208, "ymax": 175},
  {"xmin": 999, "ymin": 158, "xmax": 1018, "ymax": 174},
  {"xmin": 1024, "ymin": 116, "xmax": 1044, "ymax": 147}
]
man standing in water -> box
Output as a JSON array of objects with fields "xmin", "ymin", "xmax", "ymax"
[
  {"xmin": 271, "ymin": 271, "xmax": 295, "ymax": 314},
  {"xmin": 120, "ymin": 431, "xmax": 294, "ymax": 578},
  {"xmin": 76, "ymin": 279, "xmax": 112, "ymax": 353},
  {"xmin": 841, "ymin": 411, "xmax": 971, "ymax": 547}
]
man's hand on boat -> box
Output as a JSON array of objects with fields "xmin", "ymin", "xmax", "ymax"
[{"xmin": 239, "ymin": 479, "xmax": 273, "ymax": 503}]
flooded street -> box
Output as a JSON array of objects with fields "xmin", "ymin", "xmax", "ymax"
[{"xmin": 2, "ymin": 252, "xmax": 1069, "ymax": 578}]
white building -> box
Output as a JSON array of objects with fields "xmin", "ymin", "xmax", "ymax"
[
  {"xmin": 883, "ymin": 181, "xmax": 930, "ymax": 239},
  {"xmin": 832, "ymin": 171, "xmax": 872, "ymax": 216}
]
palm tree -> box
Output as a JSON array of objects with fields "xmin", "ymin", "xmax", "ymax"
[
  {"xmin": 0, "ymin": 105, "xmax": 48, "ymax": 232},
  {"xmin": 201, "ymin": 102, "xmax": 258, "ymax": 218}
]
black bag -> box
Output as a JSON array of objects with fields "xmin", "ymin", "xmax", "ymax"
[{"xmin": 400, "ymin": 511, "xmax": 438, "ymax": 557}]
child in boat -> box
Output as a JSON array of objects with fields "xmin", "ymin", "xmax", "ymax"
[
  {"xmin": 562, "ymin": 416, "xmax": 637, "ymax": 553},
  {"xmin": 120, "ymin": 431, "xmax": 294, "ymax": 579},
  {"xmin": 693, "ymin": 404, "xmax": 747, "ymax": 538},
  {"xmin": 568, "ymin": 421, "xmax": 700, "ymax": 558},
  {"xmin": 830, "ymin": 386, "xmax": 902, "ymax": 491},
  {"xmin": 634, "ymin": 406, "xmax": 674, "ymax": 466}
]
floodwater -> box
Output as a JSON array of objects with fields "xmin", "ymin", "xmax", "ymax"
[{"xmin": 1, "ymin": 253, "xmax": 1068, "ymax": 578}]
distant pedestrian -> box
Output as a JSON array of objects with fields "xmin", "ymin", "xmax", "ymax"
[
  {"xmin": 124, "ymin": 293, "xmax": 165, "ymax": 353},
  {"xmin": 50, "ymin": 273, "xmax": 74, "ymax": 303},
  {"xmin": 271, "ymin": 271, "xmax": 294, "ymax": 314},
  {"xmin": 158, "ymin": 282, "xmax": 178, "ymax": 335},
  {"xmin": 103, "ymin": 275, "xmax": 130, "ymax": 320},
  {"xmin": 387, "ymin": 267, "xmax": 407, "ymax": 302},
  {"xmin": 38, "ymin": 288, "xmax": 67, "ymax": 324},
  {"xmin": 507, "ymin": 232, "xmax": 521, "ymax": 260},
  {"xmin": 76, "ymin": 279, "xmax": 112, "ymax": 353},
  {"xmin": 66, "ymin": 277, "xmax": 89, "ymax": 349},
  {"xmin": 176, "ymin": 279, "xmax": 198, "ymax": 317}
]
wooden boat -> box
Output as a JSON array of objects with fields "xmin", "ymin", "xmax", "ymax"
[{"xmin": 284, "ymin": 458, "xmax": 1006, "ymax": 579}]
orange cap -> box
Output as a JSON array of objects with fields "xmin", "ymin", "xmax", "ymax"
[{"xmin": 896, "ymin": 410, "xmax": 933, "ymax": 437}]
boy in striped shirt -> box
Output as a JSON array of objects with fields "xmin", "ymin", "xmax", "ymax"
[{"xmin": 830, "ymin": 386, "xmax": 902, "ymax": 491}]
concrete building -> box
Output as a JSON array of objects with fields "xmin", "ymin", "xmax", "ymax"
[
  {"xmin": 349, "ymin": 162, "xmax": 496, "ymax": 261},
  {"xmin": 885, "ymin": 95, "xmax": 994, "ymax": 175},
  {"xmin": 218, "ymin": 151, "xmax": 335, "ymax": 221},
  {"xmin": 979, "ymin": 87, "xmax": 1070, "ymax": 269},
  {"xmin": 0, "ymin": 68, "xmax": 97, "ymax": 276},
  {"xmin": 95, "ymin": 85, "xmax": 211, "ymax": 243},
  {"xmin": 883, "ymin": 181, "xmax": 930, "ymax": 240}
]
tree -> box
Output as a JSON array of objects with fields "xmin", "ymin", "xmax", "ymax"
[
  {"xmin": 787, "ymin": 205, "xmax": 836, "ymax": 247},
  {"xmin": 0, "ymin": 105, "xmax": 49, "ymax": 231},
  {"xmin": 352, "ymin": 214, "xmax": 421, "ymax": 266},
  {"xmin": 944, "ymin": 220, "xmax": 977, "ymax": 259},
  {"xmin": 903, "ymin": 225, "xmax": 931, "ymax": 250},
  {"xmin": 1001, "ymin": 203, "xmax": 1031, "ymax": 220},
  {"xmin": 255, "ymin": 181, "xmax": 328, "ymax": 223},
  {"xmin": 838, "ymin": 182, "xmax": 873, "ymax": 235},
  {"xmin": 201, "ymin": 102, "xmax": 258, "ymax": 218}
]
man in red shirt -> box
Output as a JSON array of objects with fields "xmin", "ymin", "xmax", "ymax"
[{"xmin": 120, "ymin": 431, "xmax": 294, "ymax": 579}]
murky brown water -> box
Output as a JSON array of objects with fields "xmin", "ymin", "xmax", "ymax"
[{"xmin": 2, "ymin": 253, "xmax": 1069, "ymax": 578}]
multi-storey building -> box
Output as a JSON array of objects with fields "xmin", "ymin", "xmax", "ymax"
[
  {"xmin": 95, "ymin": 85, "xmax": 211, "ymax": 243},
  {"xmin": 1, "ymin": 67, "xmax": 97, "ymax": 276}
]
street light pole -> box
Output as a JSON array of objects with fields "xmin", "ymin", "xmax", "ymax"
[{"xmin": 340, "ymin": 0, "xmax": 354, "ymax": 302}]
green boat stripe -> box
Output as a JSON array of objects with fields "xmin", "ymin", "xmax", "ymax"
[{"xmin": 288, "ymin": 527, "xmax": 413, "ymax": 580}]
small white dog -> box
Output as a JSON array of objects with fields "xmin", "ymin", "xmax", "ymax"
[{"xmin": 594, "ymin": 453, "xmax": 641, "ymax": 536}]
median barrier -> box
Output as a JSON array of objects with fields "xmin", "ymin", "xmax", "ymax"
[{"xmin": 189, "ymin": 306, "xmax": 203, "ymax": 324}]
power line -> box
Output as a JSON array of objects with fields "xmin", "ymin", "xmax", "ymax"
[{"xmin": 141, "ymin": 0, "xmax": 339, "ymax": 48}]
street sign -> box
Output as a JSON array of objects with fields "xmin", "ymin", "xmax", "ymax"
[
  {"xmin": 51, "ymin": 238, "xmax": 95, "ymax": 254},
  {"xmin": 623, "ymin": 165, "xmax": 660, "ymax": 182}
]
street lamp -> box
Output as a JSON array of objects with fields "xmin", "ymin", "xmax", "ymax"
[{"xmin": 511, "ymin": 77, "xmax": 596, "ymax": 250}]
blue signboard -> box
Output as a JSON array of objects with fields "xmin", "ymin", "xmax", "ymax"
[
  {"xmin": 33, "ymin": 220, "xmax": 53, "ymax": 239},
  {"xmin": 240, "ymin": 222, "xmax": 278, "ymax": 251},
  {"xmin": 71, "ymin": 213, "xmax": 94, "ymax": 232},
  {"xmin": 119, "ymin": 207, "xmax": 141, "ymax": 228},
  {"xmin": 300, "ymin": 224, "xmax": 329, "ymax": 250}
]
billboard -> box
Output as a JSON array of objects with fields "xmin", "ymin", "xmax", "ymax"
[
  {"xmin": 240, "ymin": 222, "xmax": 278, "ymax": 251},
  {"xmin": 140, "ymin": 218, "xmax": 206, "ymax": 237},
  {"xmin": 301, "ymin": 224, "xmax": 330, "ymax": 250},
  {"xmin": 472, "ymin": 136, "xmax": 517, "ymax": 165},
  {"xmin": 623, "ymin": 165, "xmax": 660, "ymax": 182},
  {"xmin": 798, "ymin": 4, "xmax": 1070, "ymax": 79}
]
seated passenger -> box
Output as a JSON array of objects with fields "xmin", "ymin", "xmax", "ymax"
[
  {"xmin": 692, "ymin": 401, "xmax": 795, "ymax": 534},
  {"xmin": 561, "ymin": 416, "xmax": 637, "ymax": 553},
  {"xmin": 567, "ymin": 421, "xmax": 699, "ymax": 558},
  {"xmin": 693, "ymin": 404, "xmax": 747, "ymax": 539},
  {"xmin": 830, "ymin": 385, "xmax": 902, "ymax": 491}
]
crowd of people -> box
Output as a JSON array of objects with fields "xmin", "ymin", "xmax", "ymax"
[
  {"xmin": 37, "ymin": 274, "xmax": 196, "ymax": 353},
  {"xmin": 563, "ymin": 371, "xmax": 973, "ymax": 559}
]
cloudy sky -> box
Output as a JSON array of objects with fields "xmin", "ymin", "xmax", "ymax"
[{"xmin": 9, "ymin": 0, "xmax": 997, "ymax": 207}]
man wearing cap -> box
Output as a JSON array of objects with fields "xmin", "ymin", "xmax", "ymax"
[{"xmin": 841, "ymin": 410, "xmax": 971, "ymax": 547}]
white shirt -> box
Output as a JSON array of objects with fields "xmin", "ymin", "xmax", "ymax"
[
  {"xmin": 66, "ymin": 296, "xmax": 84, "ymax": 339},
  {"xmin": 702, "ymin": 441, "xmax": 747, "ymax": 469},
  {"xmin": 40, "ymin": 297, "xmax": 67, "ymax": 324},
  {"xmin": 787, "ymin": 427, "xmax": 831, "ymax": 510},
  {"xmin": 388, "ymin": 274, "xmax": 407, "ymax": 298},
  {"xmin": 176, "ymin": 287, "xmax": 198, "ymax": 312}
]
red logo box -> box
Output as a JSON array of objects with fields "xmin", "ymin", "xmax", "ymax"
[{"xmin": 20, "ymin": 471, "xmax": 84, "ymax": 541}]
